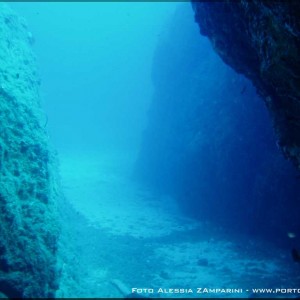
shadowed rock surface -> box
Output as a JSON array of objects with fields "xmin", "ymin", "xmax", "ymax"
[
  {"xmin": 0, "ymin": 4, "xmax": 60, "ymax": 297},
  {"xmin": 136, "ymin": 4, "xmax": 300, "ymax": 242},
  {"xmin": 192, "ymin": 0, "xmax": 300, "ymax": 170}
]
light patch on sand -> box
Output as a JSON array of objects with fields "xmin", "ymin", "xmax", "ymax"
[
  {"xmin": 153, "ymin": 241, "xmax": 287, "ymax": 298},
  {"xmin": 59, "ymin": 151, "xmax": 198, "ymax": 238},
  {"xmin": 58, "ymin": 151, "xmax": 298, "ymax": 298}
]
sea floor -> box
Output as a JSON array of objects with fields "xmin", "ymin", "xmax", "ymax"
[{"xmin": 56, "ymin": 151, "xmax": 300, "ymax": 298}]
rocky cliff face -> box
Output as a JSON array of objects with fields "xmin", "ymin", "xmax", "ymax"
[
  {"xmin": 136, "ymin": 4, "xmax": 300, "ymax": 240},
  {"xmin": 192, "ymin": 1, "xmax": 300, "ymax": 170},
  {"xmin": 0, "ymin": 4, "xmax": 60, "ymax": 297}
]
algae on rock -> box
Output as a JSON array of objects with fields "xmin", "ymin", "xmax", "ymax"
[
  {"xmin": 0, "ymin": 4, "xmax": 60, "ymax": 297},
  {"xmin": 192, "ymin": 0, "xmax": 300, "ymax": 170}
]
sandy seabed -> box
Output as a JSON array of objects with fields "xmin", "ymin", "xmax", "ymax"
[{"xmin": 56, "ymin": 152, "xmax": 300, "ymax": 298}]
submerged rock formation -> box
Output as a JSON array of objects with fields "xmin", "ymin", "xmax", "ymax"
[
  {"xmin": 192, "ymin": 1, "xmax": 300, "ymax": 170},
  {"xmin": 0, "ymin": 4, "xmax": 60, "ymax": 297},
  {"xmin": 136, "ymin": 4, "xmax": 300, "ymax": 241}
]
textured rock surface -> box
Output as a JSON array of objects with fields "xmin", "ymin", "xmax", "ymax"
[
  {"xmin": 136, "ymin": 4, "xmax": 300, "ymax": 240},
  {"xmin": 0, "ymin": 4, "xmax": 60, "ymax": 297},
  {"xmin": 192, "ymin": 0, "xmax": 300, "ymax": 169}
]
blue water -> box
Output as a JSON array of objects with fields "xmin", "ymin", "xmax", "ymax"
[{"xmin": 11, "ymin": 2, "xmax": 300, "ymax": 298}]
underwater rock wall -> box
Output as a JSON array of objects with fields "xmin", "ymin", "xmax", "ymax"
[
  {"xmin": 136, "ymin": 4, "xmax": 300, "ymax": 241},
  {"xmin": 0, "ymin": 4, "xmax": 60, "ymax": 297},
  {"xmin": 192, "ymin": 1, "xmax": 300, "ymax": 170}
]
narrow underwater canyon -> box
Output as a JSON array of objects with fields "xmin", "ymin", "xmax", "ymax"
[{"xmin": 0, "ymin": 1, "xmax": 299, "ymax": 298}]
